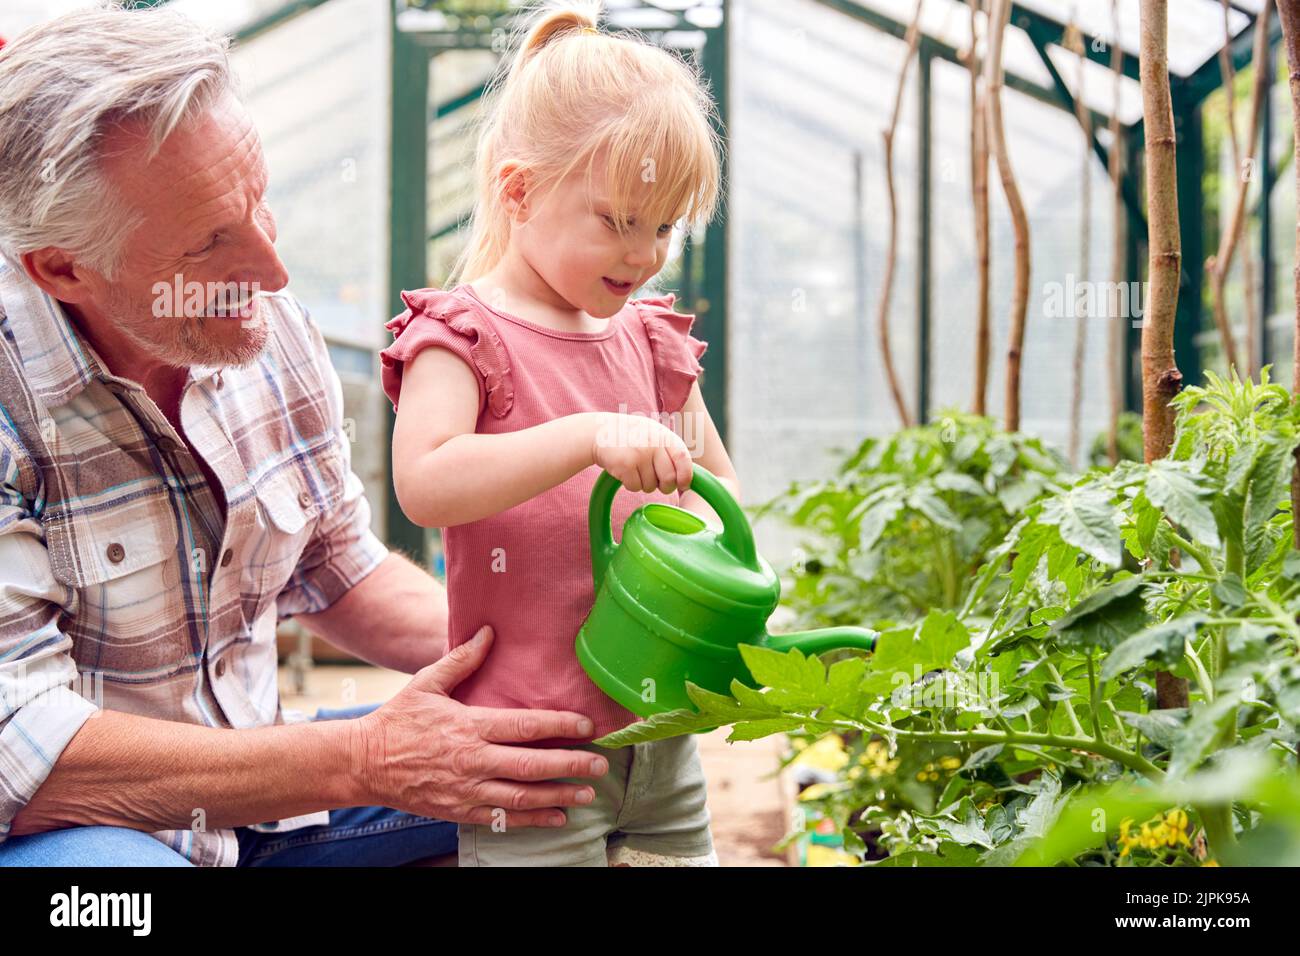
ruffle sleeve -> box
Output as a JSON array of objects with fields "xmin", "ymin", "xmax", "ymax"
[
  {"xmin": 379, "ymin": 287, "xmax": 514, "ymax": 419},
  {"xmin": 635, "ymin": 293, "xmax": 708, "ymax": 414}
]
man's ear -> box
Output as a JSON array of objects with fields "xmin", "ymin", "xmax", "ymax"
[{"xmin": 21, "ymin": 248, "xmax": 98, "ymax": 304}]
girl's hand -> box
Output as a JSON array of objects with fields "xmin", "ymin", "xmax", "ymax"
[{"xmin": 589, "ymin": 412, "xmax": 694, "ymax": 494}]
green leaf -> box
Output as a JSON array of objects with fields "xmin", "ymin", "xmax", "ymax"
[
  {"xmin": 727, "ymin": 718, "xmax": 814, "ymax": 742},
  {"xmin": 1116, "ymin": 708, "xmax": 1188, "ymax": 750},
  {"xmin": 1040, "ymin": 484, "xmax": 1123, "ymax": 567},
  {"xmin": 1282, "ymin": 550, "xmax": 1300, "ymax": 581},
  {"xmin": 908, "ymin": 487, "xmax": 963, "ymax": 531},
  {"xmin": 1168, "ymin": 692, "xmax": 1242, "ymax": 779},
  {"xmin": 1212, "ymin": 575, "xmax": 1247, "ymax": 608},
  {"xmin": 1101, "ymin": 613, "xmax": 1208, "ymax": 681},
  {"xmin": 1146, "ymin": 459, "xmax": 1221, "ymax": 548},
  {"xmin": 962, "ymin": 744, "xmax": 1004, "ymax": 771},
  {"xmin": 1050, "ymin": 575, "xmax": 1149, "ymax": 653},
  {"xmin": 593, "ymin": 708, "xmax": 721, "ymax": 747},
  {"xmin": 737, "ymin": 645, "xmax": 827, "ymax": 708},
  {"xmin": 933, "ymin": 472, "xmax": 988, "ymax": 497},
  {"xmin": 856, "ymin": 488, "xmax": 906, "ymax": 551},
  {"xmin": 870, "ymin": 610, "xmax": 971, "ymax": 683},
  {"xmin": 1041, "ymin": 682, "xmax": 1076, "ymax": 701},
  {"xmin": 1134, "ymin": 492, "xmax": 1161, "ymax": 553}
]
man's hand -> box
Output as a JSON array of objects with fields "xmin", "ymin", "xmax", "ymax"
[{"xmin": 352, "ymin": 626, "xmax": 607, "ymax": 828}]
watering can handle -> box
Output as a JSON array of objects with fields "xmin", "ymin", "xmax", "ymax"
[{"xmin": 589, "ymin": 463, "xmax": 760, "ymax": 589}]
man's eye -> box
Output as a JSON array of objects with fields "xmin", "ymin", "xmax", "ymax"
[{"xmin": 187, "ymin": 235, "xmax": 219, "ymax": 257}]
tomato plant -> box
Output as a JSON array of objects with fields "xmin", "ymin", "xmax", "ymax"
[{"xmin": 598, "ymin": 370, "xmax": 1300, "ymax": 866}]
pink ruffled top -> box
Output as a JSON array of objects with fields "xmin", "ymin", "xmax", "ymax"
[{"xmin": 379, "ymin": 284, "xmax": 707, "ymax": 744}]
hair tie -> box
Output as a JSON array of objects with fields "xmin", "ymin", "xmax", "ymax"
[{"xmin": 581, "ymin": 26, "xmax": 597, "ymax": 35}]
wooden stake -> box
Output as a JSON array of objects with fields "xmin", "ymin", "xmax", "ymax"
[
  {"xmin": 877, "ymin": 0, "xmax": 924, "ymax": 429},
  {"xmin": 985, "ymin": 0, "xmax": 1031, "ymax": 433},
  {"xmin": 1139, "ymin": 0, "xmax": 1189, "ymax": 711}
]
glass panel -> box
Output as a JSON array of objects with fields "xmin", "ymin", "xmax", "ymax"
[
  {"xmin": 229, "ymin": 0, "xmax": 389, "ymax": 350},
  {"xmin": 929, "ymin": 56, "xmax": 1119, "ymax": 461},
  {"xmin": 730, "ymin": 0, "xmax": 921, "ymax": 555}
]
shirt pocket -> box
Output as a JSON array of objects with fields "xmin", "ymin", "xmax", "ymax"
[
  {"xmin": 246, "ymin": 440, "xmax": 347, "ymax": 620},
  {"xmin": 45, "ymin": 485, "xmax": 185, "ymax": 676}
]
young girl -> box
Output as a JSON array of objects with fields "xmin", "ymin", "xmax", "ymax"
[{"xmin": 379, "ymin": 2, "xmax": 739, "ymax": 866}]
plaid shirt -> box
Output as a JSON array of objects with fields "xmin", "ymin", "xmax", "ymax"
[{"xmin": 0, "ymin": 261, "xmax": 388, "ymax": 866}]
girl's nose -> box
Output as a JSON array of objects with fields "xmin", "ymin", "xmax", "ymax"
[{"xmin": 625, "ymin": 237, "xmax": 657, "ymax": 268}]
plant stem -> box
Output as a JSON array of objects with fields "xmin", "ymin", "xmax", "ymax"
[
  {"xmin": 847, "ymin": 716, "xmax": 1162, "ymax": 779},
  {"xmin": 1047, "ymin": 662, "xmax": 1086, "ymax": 737},
  {"xmin": 1087, "ymin": 653, "xmax": 1105, "ymax": 740},
  {"xmin": 1166, "ymin": 532, "xmax": 1217, "ymax": 576},
  {"xmin": 1184, "ymin": 637, "xmax": 1215, "ymax": 702}
]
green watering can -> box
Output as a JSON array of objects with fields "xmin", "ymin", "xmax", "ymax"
[{"xmin": 575, "ymin": 463, "xmax": 878, "ymax": 717}]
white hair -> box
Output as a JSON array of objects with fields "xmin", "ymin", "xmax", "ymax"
[{"xmin": 0, "ymin": 2, "xmax": 235, "ymax": 278}]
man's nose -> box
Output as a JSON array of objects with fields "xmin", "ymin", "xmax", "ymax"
[{"xmin": 236, "ymin": 220, "xmax": 289, "ymax": 292}]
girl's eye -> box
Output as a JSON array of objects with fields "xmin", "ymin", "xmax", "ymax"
[{"xmin": 657, "ymin": 223, "xmax": 674, "ymax": 236}]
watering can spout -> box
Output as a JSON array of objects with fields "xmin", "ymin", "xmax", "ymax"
[{"xmin": 764, "ymin": 626, "xmax": 878, "ymax": 657}]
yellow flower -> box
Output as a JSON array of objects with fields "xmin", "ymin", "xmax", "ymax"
[
  {"xmin": 793, "ymin": 735, "xmax": 849, "ymax": 772},
  {"xmin": 939, "ymin": 755, "xmax": 962, "ymax": 771}
]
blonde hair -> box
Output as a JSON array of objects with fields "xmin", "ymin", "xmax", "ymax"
[{"xmin": 451, "ymin": 1, "xmax": 722, "ymax": 285}]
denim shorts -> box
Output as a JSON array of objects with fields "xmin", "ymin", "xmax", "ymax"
[{"xmin": 457, "ymin": 732, "xmax": 715, "ymax": 867}]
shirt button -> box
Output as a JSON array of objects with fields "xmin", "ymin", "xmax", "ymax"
[
  {"xmin": 220, "ymin": 548, "xmax": 234, "ymax": 568},
  {"xmin": 106, "ymin": 543, "xmax": 126, "ymax": 563},
  {"xmin": 297, "ymin": 491, "xmax": 312, "ymax": 509},
  {"xmin": 215, "ymin": 658, "xmax": 226, "ymax": 678}
]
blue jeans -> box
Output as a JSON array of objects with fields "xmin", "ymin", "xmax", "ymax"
[{"xmin": 0, "ymin": 704, "xmax": 458, "ymax": 867}]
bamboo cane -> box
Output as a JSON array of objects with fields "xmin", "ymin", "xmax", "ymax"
[
  {"xmin": 877, "ymin": 0, "xmax": 924, "ymax": 429},
  {"xmin": 1139, "ymin": 0, "xmax": 1189, "ymax": 712},
  {"xmin": 985, "ymin": 0, "xmax": 1031, "ymax": 433}
]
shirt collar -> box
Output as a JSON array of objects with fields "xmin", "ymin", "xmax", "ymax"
[
  {"xmin": 0, "ymin": 259, "xmax": 105, "ymax": 407},
  {"xmin": 0, "ymin": 259, "xmax": 223, "ymax": 406}
]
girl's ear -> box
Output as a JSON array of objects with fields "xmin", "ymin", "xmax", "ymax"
[{"xmin": 498, "ymin": 164, "xmax": 529, "ymax": 219}]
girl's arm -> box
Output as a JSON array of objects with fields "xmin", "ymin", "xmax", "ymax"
[
  {"xmin": 675, "ymin": 381, "xmax": 742, "ymax": 524},
  {"xmin": 392, "ymin": 346, "xmax": 693, "ymax": 528}
]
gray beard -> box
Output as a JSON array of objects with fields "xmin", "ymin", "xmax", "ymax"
[{"xmin": 110, "ymin": 286, "xmax": 271, "ymax": 369}]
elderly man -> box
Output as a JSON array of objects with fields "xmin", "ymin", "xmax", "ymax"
[{"xmin": 0, "ymin": 6, "xmax": 606, "ymax": 866}]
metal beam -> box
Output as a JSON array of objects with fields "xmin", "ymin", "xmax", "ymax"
[
  {"xmin": 916, "ymin": 40, "xmax": 933, "ymax": 426},
  {"xmin": 1260, "ymin": 32, "xmax": 1274, "ymax": 367},
  {"xmin": 1005, "ymin": 1, "xmax": 1142, "ymax": 84},
  {"xmin": 233, "ymin": 0, "xmax": 337, "ymax": 45},
  {"xmin": 1177, "ymin": 9, "xmax": 1283, "ymax": 110},
  {"xmin": 1173, "ymin": 100, "xmax": 1204, "ymax": 389},
  {"xmin": 385, "ymin": 13, "xmax": 430, "ymax": 563},
  {"xmin": 1023, "ymin": 21, "xmax": 1148, "ymax": 240},
  {"xmin": 698, "ymin": 18, "xmax": 729, "ymax": 445},
  {"xmin": 807, "ymin": 0, "xmax": 1112, "ymax": 129}
]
